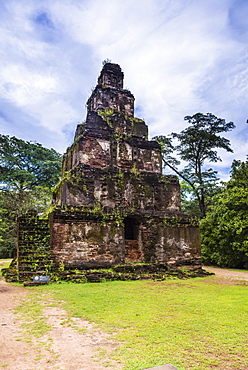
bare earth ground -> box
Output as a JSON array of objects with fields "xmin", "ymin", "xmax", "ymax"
[
  {"xmin": 203, "ymin": 266, "xmax": 248, "ymax": 282},
  {"xmin": 0, "ymin": 268, "xmax": 123, "ymax": 370},
  {"xmin": 1, "ymin": 264, "xmax": 248, "ymax": 370}
]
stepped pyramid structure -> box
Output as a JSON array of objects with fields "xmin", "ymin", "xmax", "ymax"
[{"xmin": 50, "ymin": 62, "xmax": 201, "ymax": 270}]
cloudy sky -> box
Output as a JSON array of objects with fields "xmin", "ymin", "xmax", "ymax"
[{"xmin": 0, "ymin": 0, "xmax": 247, "ymax": 180}]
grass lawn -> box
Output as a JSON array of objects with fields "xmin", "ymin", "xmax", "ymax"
[{"xmin": 22, "ymin": 275, "xmax": 246, "ymax": 370}]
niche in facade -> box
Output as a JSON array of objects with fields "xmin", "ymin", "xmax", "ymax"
[
  {"xmin": 124, "ymin": 217, "xmax": 142, "ymax": 262},
  {"xmin": 124, "ymin": 217, "xmax": 139, "ymax": 240}
]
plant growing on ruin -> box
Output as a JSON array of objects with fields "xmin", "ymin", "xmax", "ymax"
[
  {"xmin": 130, "ymin": 163, "xmax": 139, "ymax": 177},
  {"xmin": 97, "ymin": 108, "xmax": 114, "ymax": 128}
]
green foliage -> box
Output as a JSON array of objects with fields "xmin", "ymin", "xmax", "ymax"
[
  {"xmin": 130, "ymin": 162, "xmax": 139, "ymax": 177},
  {"xmin": 102, "ymin": 58, "xmax": 112, "ymax": 65},
  {"xmin": 164, "ymin": 214, "xmax": 199, "ymax": 227},
  {"xmin": 201, "ymin": 159, "xmax": 248, "ymax": 268},
  {"xmin": 180, "ymin": 177, "xmax": 221, "ymax": 217},
  {"xmin": 174, "ymin": 113, "xmax": 235, "ymax": 164},
  {"xmin": 228, "ymin": 158, "xmax": 248, "ymax": 188},
  {"xmin": 152, "ymin": 135, "xmax": 180, "ymax": 168},
  {"xmin": 0, "ymin": 259, "xmax": 12, "ymax": 276},
  {"xmin": 154, "ymin": 113, "xmax": 235, "ymax": 218},
  {"xmin": 0, "ymin": 187, "xmax": 52, "ymax": 258},
  {"xmin": 180, "ymin": 180, "xmax": 202, "ymax": 217},
  {"xmin": 0, "ymin": 134, "xmax": 62, "ymax": 190},
  {"xmin": 0, "ymin": 134, "xmax": 62, "ymax": 258},
  {"xmin": 97, "ymin": 108, "xmax": 114, "ymax": 128}
]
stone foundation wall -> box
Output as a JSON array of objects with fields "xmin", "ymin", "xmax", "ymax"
[
  {"xmin": 50, "ymin": 209, "xmax": 201, "ymax": 270},
  {"xmin": 50, "ymin": 210, "xmax": 125, "ymax": 269},
  {"xmin": 140, "ymin": 217, "xmax": 201, "ymax": 267}
]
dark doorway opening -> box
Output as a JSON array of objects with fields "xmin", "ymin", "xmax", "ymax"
[
  {"xmin": 124, "ymin": 217, "xmax": 139, "ymax": 240},
  {"xmin": 124, "ymin": 217, "xmax": 141, "ymax": 262}
]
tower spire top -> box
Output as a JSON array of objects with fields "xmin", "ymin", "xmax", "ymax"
[
  {"xmin": 98, "ymin": 62, "xmax": 124, "ymax": 89},
  {"xmin": 87, "ymin": 62, "xmax": 134, "ymax": 116}
]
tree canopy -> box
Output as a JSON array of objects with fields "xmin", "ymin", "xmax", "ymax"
[
  {"xmin": 0, "ymin": 135, "xmax": 62, "ymax": 258},
  {"xmin": 0, "ymin": 186, "xmax": 52, "ymax": 258},
  {"xmin": 201, "ymin": 158, "xmax": 248, "ymax": 268},
  {"xmin": 153, "ymin": 113, "xmax": 235, "ymax": 218},
  {"xmin": 0, "ymin": 134, "xmax": 62, "ymax": 190}
]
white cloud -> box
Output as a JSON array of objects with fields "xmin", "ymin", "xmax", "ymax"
[
  {"xmin": 1, "ymin": 65, "xmax": 57, "ymax": 104},
  {"xmin": 0, "ymin": 0, "xmax": 247, "ymax": 179}
]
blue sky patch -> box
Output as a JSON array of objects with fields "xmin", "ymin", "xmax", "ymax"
[
  {"xmin": 34, "ymin": 12, "xmax": 54, "ymax": 29},
  {"xmin": 32, "ymin": 11, "xmax": 59, "ymax": 43}
]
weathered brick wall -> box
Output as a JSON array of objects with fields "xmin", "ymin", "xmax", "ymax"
[
  {"xmin": 140, "ymin": 216, "xmax": 201, "ymax": 268},
  {"xmin": 50, "ymin": 208, "xmax": 201, "ymax": 270},
  {"xmin": 62, "ymin": 113, "xmax": 159, "ymax": 174},
  {"xmin": 54, "ymin": 167, "xmax": 181, "ymax": 213},
  {"xmin": 87, "ymin": 87, "xmax": 135, "ymax": 117},
  {"xmin": 97, "ymin": 62, "xmax": 124, "ymax": 89},
  {"xmin": 50, "ymin": 209, "xmax": 125, "ymax": 269}
]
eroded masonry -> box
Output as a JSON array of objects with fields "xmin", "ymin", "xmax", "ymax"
[
  {"xmin": 3, "ymin": 63, "xmax": 202, "ymax": 283},
  {"xmin": 50, "ymin": 63, "xmax": 201, "ymax": 270}
]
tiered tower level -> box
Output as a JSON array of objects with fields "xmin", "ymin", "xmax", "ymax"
[{"xmin": 51, "ymin": 63, "xmax": 201, "ymax": 269}]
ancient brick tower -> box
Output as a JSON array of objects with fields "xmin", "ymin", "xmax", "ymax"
[{"xmin": 51, "ymin": 63, "xmax": 201, "ymax": 269}]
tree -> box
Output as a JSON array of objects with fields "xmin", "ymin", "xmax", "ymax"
[
  {"xmin": 228, "ymin": 158, "xmax": 248, "ymax": 188},
  {"xmin": 153, "ymin": 113, "xmax": 235, "ymax": 217},
  {"xmin": 180, "ymin": 180, "xmax": 202, "ymax": 217},
  {"xmin": 0, "ymin": 135, "xmax": 62, "ymax": 257},
  {"xmin": 0, "ymin": 134, "xmax": 62, "ymax": 190},
  {"xmin": 200, "ymin": 158, "xmax": 248, "ymax": 268},
  {"xmin": 0, "ymin": 187, "xmax": 52, "ymax": 258}
]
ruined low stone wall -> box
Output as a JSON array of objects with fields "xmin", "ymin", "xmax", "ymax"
[
  {"xmin": 140, "ymin": 217, "xmax": 201, "ymax": 268},
  {"xmin": 3, "ymin": 212, "xmax": 52, "ymax": 282},
  {"xmin": 50, "ymin": 209, "xmax": 125, "ymax": 269},
  {"xmin": 4, "ymin": 209, "xmax": 202, "ymax": 284},
  {"xmin": 50, "ymin": 208, "xmax": 201, "ymax": 270}
]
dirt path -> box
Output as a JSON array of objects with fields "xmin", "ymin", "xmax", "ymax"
[
  {"xmin": 1, "ymin": 265, "xmax": 247, "ymax": 369},
  {"xmin": 203, "ymin": 266, "xmax": 248, "ymax": 281},
  {"xmin": 0, "ymin": 276, "xmax": 122, "ymax": 370}
]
